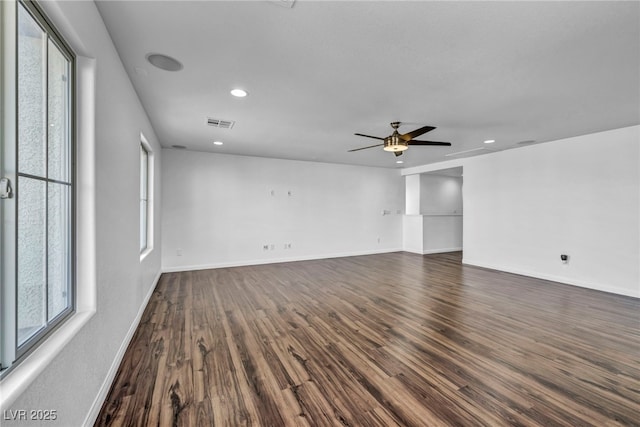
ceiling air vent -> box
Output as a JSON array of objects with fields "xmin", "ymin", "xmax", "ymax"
[{"xmin": 206, "ymin": 117, "xmax": 235, "ymax": 129}]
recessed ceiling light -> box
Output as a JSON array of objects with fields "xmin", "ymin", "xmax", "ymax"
[
  {"xmin": 484, "ymin": 139, "xmax": 495, "ymax": 144},
  {"xmin": 396, "ymin": 160, "xmax": 404, "ymax": 164},
  {"xmin": 213, "ymin": 141, "xmax": 224, "ymax": 146},
  {"xmin": 146, "ymin": 53, "xmax": 183, "ymax": 72},
  {"xmin": 230, "ymin": 88, "xmax": 248, "ymax": 97}
]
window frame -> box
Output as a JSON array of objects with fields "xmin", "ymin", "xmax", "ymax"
[
  {"xmin": 140, "ymin": 134, "xmax": 153, "ymax": 259},
  {"xmin": 0, "ymin": 0, "xmax": 76, "ymax": 376}
]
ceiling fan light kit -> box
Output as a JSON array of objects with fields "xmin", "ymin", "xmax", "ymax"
[{"xmin": 383, "ymin": 135, "xmax": 408, "ymax": 152}]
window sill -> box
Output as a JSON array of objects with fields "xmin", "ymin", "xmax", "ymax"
[
  {"xmin": 0, "ymin": 308, "xmax": 96, "ymax": 410},
  {"xmin": 140, "ymin": 247, "xmax": 153, "ymax": 262}
]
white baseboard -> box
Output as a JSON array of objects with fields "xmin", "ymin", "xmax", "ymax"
[
  {"xmin": 82, "ymin": 270, "xmax": 162, "ymax": 427},
  {"xmin": 462, "ymin": 258, "xmax": 639, "ymax": 298},
  {"xmin": 162, "ymin": 248, "xmax": 403, "ymax": 273},
  {"xmin": 403, "ymin": 247, "xmax": 462, "ymax": 255},
  {"xmin": 422, "ymin": 247, "xmax": 463, "ymax": 255}
]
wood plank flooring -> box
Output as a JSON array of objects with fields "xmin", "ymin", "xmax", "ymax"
[{"xmin": 95, "ymin": 252, "xmax": 640, "ymax": 426}]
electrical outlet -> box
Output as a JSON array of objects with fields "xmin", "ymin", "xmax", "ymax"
[
  {"xmin": 560, "ymin": 254, "xmax": 569, "ymax": 264},
  {"xmin": 270, "ymin": 244, "xmax": 275, "ymax": 250},
  {"xmin": 263, "ymin": 244, "xmax": 269, "ymax": 251}
]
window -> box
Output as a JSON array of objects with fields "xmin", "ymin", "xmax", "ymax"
[
  {"xmin": 140, "ymin": 136, "xmax": 153, "ymax": 256},
  {"xmin": 1, "ymin": 0, "xmax": 75, "ymax": 374}
]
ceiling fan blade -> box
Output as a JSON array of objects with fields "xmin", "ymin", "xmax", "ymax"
[
  {"xmin": 407, "ymin": 140, "xmax": 451, "ymax": 146},
  {"xmin": 354, "ymin": 133, "xmax": 385, "ymax": 141},
  {"xmin": 348, "ymin": 143, "xmax": 384, "ymax": 152},
  {"xmin": 394, "ymin": 151, "xmax": 403, "ymax": 157},
  {"xmin": 400, "ymin": 126, "xmax": 436, "ymax": 141}
]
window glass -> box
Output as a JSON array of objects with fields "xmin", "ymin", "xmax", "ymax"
[
  {"xmin": 17, "ymin": 177, "xmax": 47, "ymax": 346},
  {"xmin": 47, "ymin": 182, "xmax": 71, "ymax": 320},
  {"xmin": 18, "ymin": 4, "xmax": 46, "ymax": 177},
  {"xmin": 140, "ymin": 145, "xmax": 149, "ymax": 252},
  {"xmin": 48, "ymin": 39, "xmax": 71, "ymax": 183}
]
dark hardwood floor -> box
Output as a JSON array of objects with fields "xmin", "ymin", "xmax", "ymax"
[{"xmin": 96, "ymin": 252, "xmax": 640, "ymax": 426}]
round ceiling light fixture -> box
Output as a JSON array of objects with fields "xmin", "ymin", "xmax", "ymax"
[
  {"xmin": 396, "ymin": 160, "xmax": 404, "ymax": 164},
  {"xmin": 230, "ymin": 88, "xmax": 248, "ymax": 97},
  {"xmin": 146, "ymin": 53, "xmax": 183, "ymax": 72},
  {"xmin": 213, "ymin": 141, "xmax": 224, "ymax": 146},
  {"xmin": 383, "ymin": 134, "xmax": 408, "ymax": 152},
  {"xmin": 484, "ymin": 139, "xmax": 495, "ymax": 144}
]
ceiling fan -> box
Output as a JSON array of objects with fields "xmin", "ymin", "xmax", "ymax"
[{"xmin": 349, "ymin": 122, "xmax": 451, "ymax": 157}]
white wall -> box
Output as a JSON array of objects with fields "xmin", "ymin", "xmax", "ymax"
[
  {"xmin": 420, "ymin": 174, "xmax": 463, "ymax": 214},
  {"xmin": 463, "ymin": 126, "xmax": 639, "ymax": 297},
  {"xmin": 162, "ymin": 150, "xmax": 404, "ymax": 271},
  {"xmin": 423, "ymin": 215, "xmax": 463, "ymax": 253},
  {"xmin": 1, "ymin": 1, "xmax": 163, "ymax": 425}
]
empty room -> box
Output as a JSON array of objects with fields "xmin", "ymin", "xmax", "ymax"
[{"xmin": 0, "ymin": 0, "xmax": 638, "ymax": 426}]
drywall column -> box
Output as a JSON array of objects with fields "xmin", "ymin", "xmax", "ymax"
[
  {"xmin": 405, "ymin": 174, "xmax": 421, "ymax": 215},
  {"xmin": 403, "ymin": 174, "xmax": 423, "ymax": 253}
]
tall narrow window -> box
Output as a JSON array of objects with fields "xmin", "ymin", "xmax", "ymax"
[
  {"xmin": 140, "ymin": 141, "xmax": 152, "ymax": 254},
  {"xmin": 1, "ymin": 0, "xmax": 75, "ymax": 373}
]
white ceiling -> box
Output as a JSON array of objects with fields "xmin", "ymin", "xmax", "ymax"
[{"xmin": 95, "ymin": 1, "xmax": 640, "ymax": 169}]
